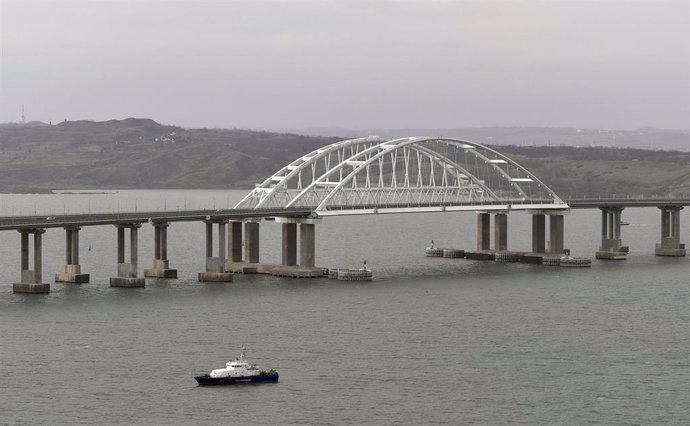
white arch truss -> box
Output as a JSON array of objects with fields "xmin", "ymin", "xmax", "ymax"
[{"xmin": 235, "ymin": 136, "xmax": 569, "ymax": 216}]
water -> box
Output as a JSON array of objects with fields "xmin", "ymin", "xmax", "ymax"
[{"xmin": 1, "ymin": 190, "xmax": 688, "ymax": 425}]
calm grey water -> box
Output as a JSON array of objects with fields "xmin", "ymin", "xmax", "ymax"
[{"xmin": 1, "ymin": 190, "xmax": 688, "ymax": 425}]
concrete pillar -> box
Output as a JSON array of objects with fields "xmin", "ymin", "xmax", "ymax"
[
  {"xmin": 111, "ymin": 224, "xmax": 145, "ymax": 287},
  {"xmin": 13, "ymin": 228, "xmax": 49, "ymax": 293},
  {"xmin": 244, "ymin": 222, "xmax": 260, "ymax": 264},
  {"xmin": 130, "ymin": 225, "xmax": 139, "ymax": 277},
  {"xmin": 117, "ymin": 226, "xmax": 125, "ymax": 264},
  {"xmin": 282, "ymin": 223, "xmax": 297, "ymax": 266},
  {"xmin": 532, "ymin": 214, "xmax": 546, "ymax": 253},
  {"xmin": 33, "ymin": 231, "xmax": 43, "ymax": 284},
  {"xmin": 228, "ymin": 221, "xmax": 243, "ymax": 263},
  {"xmin": 20, "ymin": 231, "xmax": 29, "ymax": 271},
  {"xmin": 205, "ymin": 221, "xmax": 213, "ymax": 258},
  {"xmin": 549, "ymin": 215, "xmax": 564, "ymax": 255},
  {"xmin": 476, "ymin": 212, "xmax": 490, "ymax": 251},
  {"xmin": 596, "ymin": 207, "xmax": 628, "ymax": 259},
  {"xmin": 145, "ymin": 222, "xmax": 177, "ymax": 278},
  {"xmin": 56, "ymin": 226, "xmax": 89, "ymax": 283},
  {"xmin": 494, "ymin": 213, "xmax": 508, "ymax": 252},
  {"xmin": 154, "ymin": 224, "xmax": 161, "ymax": 261},
  {"xmin": 300, "ymin": 223, "xmax": 316, "ymax": 268},
  {"xmin": 218, "ymin": 222, "xmax": 226, "ymax": 261},
  {"xmin": 199, "ymin": 220, "xmax": 232, "ymax": 282},
  {"xmin": 655, "ymin": 206, "xmax": 686, "ymax": 256}
]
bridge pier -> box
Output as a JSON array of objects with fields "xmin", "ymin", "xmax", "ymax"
[
  {"xmin": 228, "ymin": 221, "xmax": 243, "ymax": 263},
  {"xmin": 655, "ymin": 206, "xmax": 685, "ymax": 256},
  {"xmin": 494, "ymin": 212, "xmax": 508, "ymax": 251},
  {"xmin": 145, "ymin": 222, "xmax": 177, "ymax": 278},
  {"xmin": 532, "ymin": 213, "xmax": 546, "ymax": 253},
  {"xmin": 476, "ymin": 212, "xmax": 491, "ymax": 250},
  {"xmin": 13, "ymin": 228, "xmax": 50, "ymax": 293},
  {"xmin": 110, "ymin": 224, "xmax": 145, "ymax": 287},
  {"xmin": 244, "ymin": 221, "xmax": 260, "ymax": 264},
  {"xmin": 199, "ymin": 220, "xmax": 233, "ymax": 282},
  {"xmin": 300, "ymin": 223, "xmax": 316, "ymax": 267},
  {"xmin": 596, "ymin": 207, "xmax": 628, "ymax": 260},
  {"xmin": 549, "ymin": 213, "xmax": 565, "ymax": 254},
  {"xmin": 282, "ymin": 222, "xmax": 297, "ymax": 266},
  {"xmin": 55, "ymin": 226, "xmax": 90, "ymax": 283}
]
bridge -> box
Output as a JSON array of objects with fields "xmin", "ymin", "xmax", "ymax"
[{"xmin": 1, "ymin": 136, "xmax": 686, "ymax": 293}]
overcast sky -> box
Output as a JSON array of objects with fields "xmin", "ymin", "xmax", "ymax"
[{"xmin": 1, "ymin": 0, "xmax": 688, "ymax": 130}]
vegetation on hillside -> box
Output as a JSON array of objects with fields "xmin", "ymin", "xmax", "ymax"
[{"xmin": 0, "ymin": 119, "xmax": 687, "ymax": 198}]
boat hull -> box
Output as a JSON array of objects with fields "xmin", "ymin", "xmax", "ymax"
[{"xmin": 194, "ymin": 373, "xmax": 279, "ymax": 386}]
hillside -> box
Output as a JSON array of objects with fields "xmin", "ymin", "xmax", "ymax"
[{"xmin": 0, "ymin": 119, "xmax": 688, "ymax": 198}]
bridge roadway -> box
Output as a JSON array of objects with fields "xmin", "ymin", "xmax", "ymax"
[
  {"xmin": 567, "ymin": 198, "xmax": 690, "ymax": 209},
  {"xmin": 0, "ymin": 207, "xmax": 314, "ymax": 231},
  {"xmin": 0, "ymin": 198, "xmax": 688, "ymax": 231}
]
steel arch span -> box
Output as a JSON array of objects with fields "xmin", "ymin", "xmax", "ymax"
[{"xmin": 235, "ymin": 136, "xmax": 569, "ymax": 216}]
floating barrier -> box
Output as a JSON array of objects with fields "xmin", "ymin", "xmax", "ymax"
[
  {"xmin": 464, "ymin": 250, "xmax": 496, "ymax": 261},
  {"xmin": 542, "ymin": 256, "xmax": 562, "ymax": 266},
  {"xmin": 559, "ymin": 256, "xmax": 592, "ymax": 267},
  {"xmin": 494, "ymin": 252, "xmax": 521, "ymax": 262},
  {"xmin": 442, "ymin": 249, "xmax": 465, "ymax": 258},
  {"xmin": 328, "ymin": 269, "xmax": 339, "ymax": 279},
  {"xmin": 335, "ymin": 268, "xmax": 373, "ymax": 281}
]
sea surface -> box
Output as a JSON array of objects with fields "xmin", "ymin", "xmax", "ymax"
[{"xmin": 1, "ymin": 190, "xmax": 688, "ymax": 425}]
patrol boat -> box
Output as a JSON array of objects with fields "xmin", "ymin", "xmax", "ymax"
[{"xmin": 194, "ymin": 347, "xmax": 279, "ymax": 385}]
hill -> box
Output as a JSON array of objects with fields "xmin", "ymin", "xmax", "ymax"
[{"xmin": 0, "ymin": 119, "xmax": 688, "ymax": 198}]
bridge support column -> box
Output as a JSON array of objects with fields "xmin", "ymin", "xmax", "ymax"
[
  {"xmin": 244, "ymin": 221, "xmax": 260, "ymax": 264},
  {"xmin": 596, "ymin": 207, "xmax": 628, "ymax": 260},
  {"xmin": 228, "ymin": 221, "xmax": 243, "ymax": 263},
  {"xmin": 266, "ymin": 217, "xmax": 324, "ymax": 277},
  {"xmin": 282, "ymin": 223, "xmax": 297, "ymax": 266},
  {"xmin": 494, "ymin": 212, "xmax": 508, "ymax": 251},
  {"xmin": 300, "ymin": 223, "xmax": 316, "ymax": 268},
  {"xmin": 56, "ymin": 226, "xmax": 90, "ymax": 283},
  {"xmin": 548, "ymin": 214, "xmax": 565, "ymax": 255},
  {"xmin": 199, "ymin": 220, "xmax": 233, "ymax": 282},
  {"xmin": 476, "ymin": 212, "xmax": 490, "ymax": 251},
  {"xmin": 145, "ymin": 222, "xmax": 177, "ymax": 278},
  {"xmin": 13, "ymin": 228, "xmax": 49, "ymax": 293},
  {"xmin": 111, "ymin": 224, "xmax": 145, "ymax": 287},
  {"xmin": 532, "ymin": 214, "xmax": 546, "ymax": 253},
  {"xmin": 655, "ymin": 206, "xmax": 685, "ymax": 256}
]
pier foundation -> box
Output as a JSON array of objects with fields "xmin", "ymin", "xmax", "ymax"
[
  {"xmin": 13, "ymin": 228, "xmax": 50, "ymax": 293},
  {"xmin": 596, "ymin": 207, "xmax": 628, "ymax": 260},
  {"xmin": 199, "ymin": 220, "xmax": 233, "ymax": 282},
  {"xmin": 655, "ymin": 206, "xmax": 686, "ymax": 256},
  {"xmin": 55, "ymin": 226, "xmax": 90, "ymax": 283},
  {"xmin": 145, "ymin": 222, "xmax": 177, "ymax": 278},
  {"xmin": 110, "ymin": 224, "xmax": 145, "ymax": 287}
]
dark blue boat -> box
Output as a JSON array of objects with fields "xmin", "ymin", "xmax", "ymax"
[{"xmin": 194, "ymin": 347, "xmax": 279, "ymax": 386}]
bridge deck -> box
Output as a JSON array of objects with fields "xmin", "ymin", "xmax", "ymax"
[
  {"xmin": 0, "ymin": 208, "xmax": 314, "ymax": 231},
  {"xmin": 567, "ymin": 198, "xmax": 690, "ymax": 209},
  {"xmin": 0, "ymin": 199, "xmax": 687, "ymax": 231}
]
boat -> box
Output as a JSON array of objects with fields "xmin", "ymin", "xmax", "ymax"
[{"xmin": 194, "ymin": 347, "xmax": 279, "ymax": 386}]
